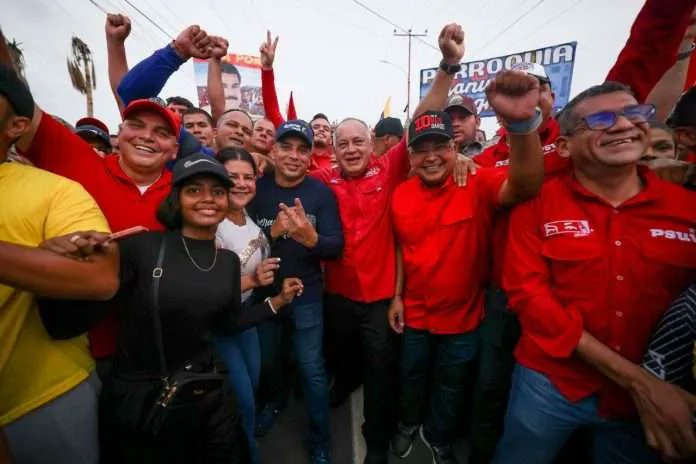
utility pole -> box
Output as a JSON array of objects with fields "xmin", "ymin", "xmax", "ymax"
[{"xmin": 393, "ymin": 28, "xmax": 427, "ymax": 116}]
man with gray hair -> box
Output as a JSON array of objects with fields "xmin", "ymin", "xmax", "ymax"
[{"xmin": 310, "ymin": 22, "xmax": 467, "ymax": 464}]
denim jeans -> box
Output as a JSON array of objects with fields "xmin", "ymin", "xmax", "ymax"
[
  {"xmin": 290, "ymin": 301, "xmax": 330, "ymax": 452},
  {"xmin": 214, "ymin": 328, "xmax": 261, "ymax": 464},
  {"xmin": 398, "ymin": 327, "xmax": 480, "ymax": 447},
  {"xmin": 493, "ymin": 365, "xmax": 660, "ymax": 464},
  {"xmin": 469, "ymin": 287, "xmax": 519, "ymax": 462}
]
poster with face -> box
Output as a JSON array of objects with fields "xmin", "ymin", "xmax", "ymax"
[{"xmin": 194, "ymin": 54, "xmax": 265, "ymax": 118}]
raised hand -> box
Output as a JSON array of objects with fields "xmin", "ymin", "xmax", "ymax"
[
  {"xmin": 260, "ymin": 30, "xmax": 279, "ymax": 69},
  {"xmin": 209, "ymin": 36, "xmax": 229, "ymax": 61},
  {"xmin": 486, "ymin": 70, "xmax": 540, "ymax": 124},
  {"xmin": 254, "ymin": 257, "xmax": 281, "ymax": 287},
  {"xmin": 105, "ymin": 13, "xmax": 131, "ymax": 43},
  {"xmin": 270, "ymin": 209, "xmax": 290, "ymax": 239},
  {"xmin": 279, "ymin": 198, "xmax": 319, "ymax": 248},
  {"xmin": 173, "ymin": 25, "xmax": 212, "ymax": 60},
  {"xmin": 438, "ymin": 23, "xmax": 465, "ymax": 65}
]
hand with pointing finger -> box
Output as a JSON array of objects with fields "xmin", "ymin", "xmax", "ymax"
[{"xmin": 279, "ymin": 198, "xmax": 318, "ymax": 248}]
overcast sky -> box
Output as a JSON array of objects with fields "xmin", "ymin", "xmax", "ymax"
[{"xmin": 4, "ymin": 0, "xmax": 642, "ymax": 136}]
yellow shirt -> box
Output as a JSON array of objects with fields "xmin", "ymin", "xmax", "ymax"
[{"xmin": 0, "ymin": 162, "xmax": 110, "ymax": 425}]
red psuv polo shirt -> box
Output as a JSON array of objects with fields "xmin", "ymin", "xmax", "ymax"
[
  {"xmin": 392, "ymin": 170, "xmax": 506, "ymax": 334},
  {"xmin": 503, "ymin": 167, "xmax": 696, "ymax": 418}
]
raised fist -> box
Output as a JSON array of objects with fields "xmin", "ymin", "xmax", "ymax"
[
  {"xmin": 438, "ymin": 23, "xmax": 465, "ymax": 65},
  {"xmin": 173, "ymin": 25, "xmax": 212, "ymax": 60},
  {"xmin": 209, "ymin": 36, "xmax": 229, "ymax": 61},
  {"xmin": 105, "ymin": 13, "xmax": 131, "ymax": 42},
  {"xmin": 485, "ymin": 70, "xmax": 540, "ymax": 123}
]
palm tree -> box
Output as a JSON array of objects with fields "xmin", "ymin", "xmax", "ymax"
[
  {"xmin": 66, "ymin": 36, "xmax": 96, "ymax": 117},
  {"xmin": 7, "ymin": 39, "xmax": 25, "ymax": 80}
]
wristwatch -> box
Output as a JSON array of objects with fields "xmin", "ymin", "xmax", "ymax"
[
  {"xmin": 677, "ymin": 42, "xmax": 696, "ymax": 61},
  {"xmin": 439, "ymin": 60, "xmax": 462, "ymax": 75}
]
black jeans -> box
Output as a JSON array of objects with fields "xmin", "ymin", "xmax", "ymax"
[
  {"xmin": 469, "ymin": 287, "xmax": 520, "ymax": 463},
  {"xmin": 324, "ymin": 293, "xmax": 399, "ymax": 451}
]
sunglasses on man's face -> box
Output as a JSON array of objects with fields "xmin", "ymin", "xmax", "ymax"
[{"xmin": 575, "ymin": 104, "xmax": 655, "ymax": 133}]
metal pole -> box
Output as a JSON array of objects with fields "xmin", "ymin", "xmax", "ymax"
[{"xmin": 394, "ymin": 29, "xmax": 427, "ymax": 116}]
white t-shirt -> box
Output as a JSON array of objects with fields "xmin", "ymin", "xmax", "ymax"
[{"xmin": 216, "ymin": 213, "xmax": 270, "ymax": 301}]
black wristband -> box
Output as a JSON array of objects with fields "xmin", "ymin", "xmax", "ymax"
[{"xmin": 439, "ymin": 60, "xmax": 462, "ymax": 75}]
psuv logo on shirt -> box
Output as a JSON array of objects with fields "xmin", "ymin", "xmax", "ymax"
[
  {"xmin": 364, "ymin": 167, "xmax": 381, "ymax": 178},
  {"xmin": 649, "ymin": 228, "xmax": 696, "ymax": 243},
  {"xmin": 494, "ymin": 144, "xmax": 557, "ymax": 167},
  {"xmin": 544, "ymin": 220, "xmax": 592, "ymax": 238}
]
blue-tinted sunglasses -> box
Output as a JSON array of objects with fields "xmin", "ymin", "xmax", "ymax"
[{"xmin": 574, "ymin": 104, "xmax": 655, "ymax": 133}]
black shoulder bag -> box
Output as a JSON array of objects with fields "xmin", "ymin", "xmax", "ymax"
[{"xmin": 104, "ymin": 235, "xmax": 226, "ymax": 439}]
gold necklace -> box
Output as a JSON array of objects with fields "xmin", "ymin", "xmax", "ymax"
[{"xmin": 180, "ymin": 235, "xmax": 218, "ymax": 272}]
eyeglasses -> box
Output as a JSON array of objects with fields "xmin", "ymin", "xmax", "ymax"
[{"xmin": 573, "ymin": 104, "xmax": 655, "ymax": 133}]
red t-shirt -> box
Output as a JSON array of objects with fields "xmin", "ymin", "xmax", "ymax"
[
  {"xmin": 23, "ymin": 112, "xmax": 172, "ymax": 358},
  {"xmin": 312, "ymin": 139, "xmax": 410, "ymax": 303},
  {"xmin": 309, "ymin": 148, "xmax": 334, "ymax": 173},
  {"xmin": 503, "ymin": 167, "xmax": 696, "ymax": 418},
  {"xmin": 475, "ymin": 118, "xmax": 570, "ymax": 286},
  {"xmin": 392, "ymin": 169, "xmax": 506, "ymax": 334}
]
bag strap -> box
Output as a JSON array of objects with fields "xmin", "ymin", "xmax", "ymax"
[{"xmin": 151, "ymin": 235, "xmax": 168, "ymax": 376}]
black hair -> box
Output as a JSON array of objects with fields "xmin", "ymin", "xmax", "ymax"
[
  {"xmin": 311, "ymin": 113, "xmax": 329, "ymax": 124},
  {"xmin": 166, "ymin": 96, "xmax": 195, "ymax": 109},
  {"xmin": 666, "ymin": 87, "xmax": 696, "ymax": 128},
  {"xmin": 557, "ymin": 81, "xmax": 635, "ymax": 135},
  {"xmin": 215, "ymin": 147, "xmax": 258, "ymax": 175},
  {"xmin": 220, "ymin": 62, "xmax": 241, "ymax": 80},
  {"xmin": 182, "ymin": 107, "xmax": 213, "ymax": 126},
  {"xmin": 156, "ymin": 186, "xmax": 183, "ymax": 230}
]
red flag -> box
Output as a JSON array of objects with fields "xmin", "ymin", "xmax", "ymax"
[{"xmin": 287, "ymin": 91, "xmax": 297, "ymax": 120}]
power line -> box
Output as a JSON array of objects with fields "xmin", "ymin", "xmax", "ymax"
[
  {"xmin": 87, "ymin": 0, "xmax": 109, "ymax": 14},
  {"xmin": 478, "ymin": 0, "xmax": 546, "ymax": 52},
  {"xmin": 515, "ymin": 0, "xmax": 585, "ymax": 43},
  {"xmin": 121, "ymin": 0, "xmax": 174, "ymax": 39},
  {"xmin": 351, "ymin": 0, "xmax": 438, "ymax": 52}
]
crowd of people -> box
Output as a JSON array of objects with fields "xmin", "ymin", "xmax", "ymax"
[{"xmin": 1, "ymin": 1, "xmax": 696, "ymax": 464}]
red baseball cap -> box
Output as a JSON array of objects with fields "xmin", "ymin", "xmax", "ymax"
[
  {"xmin": 122, "ymin": 98, "xmax": 181, "ymax": 136},
  {"xmin": 76, "ymin": 116, "xmax": 110, "ymax": 134}
]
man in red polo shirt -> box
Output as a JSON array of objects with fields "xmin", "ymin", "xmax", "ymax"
[
  {"xmin": 17, "ymin": 96, "xmax": 182, "ymax": 375},
  {"xmin": 495, "ymin": 81, "xmax": 696, "ymax": 464},
  {"xmin": 388, "ymin": 66, "xmax": 545, "ymax": 463},
  {"xmin": 309, "ymin": 23, "xmax": 471, "ymax": 464}
]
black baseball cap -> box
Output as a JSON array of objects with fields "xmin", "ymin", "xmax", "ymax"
[
  {"xmin": 667, "ymin": 87, "xmax": 696, "ymax": 128},
  {"xmin": 408, "ymin": 111, "xmax": 454, "ymax": 147},
  {"xmin": 0, "ymin": 63, "xmax": 34, "ymax": 118},
  {"xmin": 171, "ymin": 153, "xmax": 231, "ymax": 187},
  {"xmin": 375, "ymin": 117, "xmax": 404, "ymax": 138}
]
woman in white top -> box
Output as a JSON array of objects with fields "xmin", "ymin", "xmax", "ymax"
[{"xmin": 214, "ymin": 148, "xmax": 277, "ymax": 464}]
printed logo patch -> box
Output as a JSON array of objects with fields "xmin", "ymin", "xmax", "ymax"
[
  {"xmin": 544, "ymin": 220, "xmax": 592, "ymax": 237},
  {"xmin": 649, "ymin": 228, "xmax": 696, "ymax": 243}
]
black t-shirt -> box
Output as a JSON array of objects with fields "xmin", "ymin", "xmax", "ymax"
[{"xmin": 113, "ymin": 230, "xmax": 274, "ymax": 375}]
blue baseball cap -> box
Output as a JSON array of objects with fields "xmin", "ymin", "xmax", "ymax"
[{"xmin": 276, "ymin": 120, "xmax": 314, "ymax": 146}]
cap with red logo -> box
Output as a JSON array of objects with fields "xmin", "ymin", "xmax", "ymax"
[
  {"xmin": 122, "ymin": 98, "xmax": 181, "ymax": 136},
  {"xmin": 445, "ymin": 94, "xmax": 478, "ymax": 116},
  {"xmin": 408, "ymin": 111, "xmax": 454, "ymax": 147}
]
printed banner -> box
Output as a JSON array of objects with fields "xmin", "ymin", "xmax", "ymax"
[
  {"xmin": 419, "ymin": 42, "xmax": 577, "ymax": 118},
  {"xmin": 193, "ymin": 54, "xmax": 265, "ymax": 118}
]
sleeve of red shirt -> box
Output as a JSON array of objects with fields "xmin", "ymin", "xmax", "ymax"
[
  {"xmin": 502, "ymin": 199, "xmax": 585, "ymax": 359},
  {"xmin": 472, "ymin": 145, "xmax": 497, "ymax": 168},
  {"xmin": 21, "ymin": 112, "xmax": 103, "ymax": 183},
  {"xmin": 385, "ymin": 138, "xmax": 410, "ymax": 183},
  {"xmin": 261, "ymin": 68, "xmax": 286, "ymax": 129},
  {"xmin": 605, "ymin": 0, "xmax": 695, "ymax": 103},
  {"xmin": 476, "ymin": 167, "xmax": 507, "ymax": 210}
]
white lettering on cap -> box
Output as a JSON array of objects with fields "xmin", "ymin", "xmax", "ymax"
[{"xmin": 183, "ymin": 158, "xmax": 217, "ymax": 168}]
